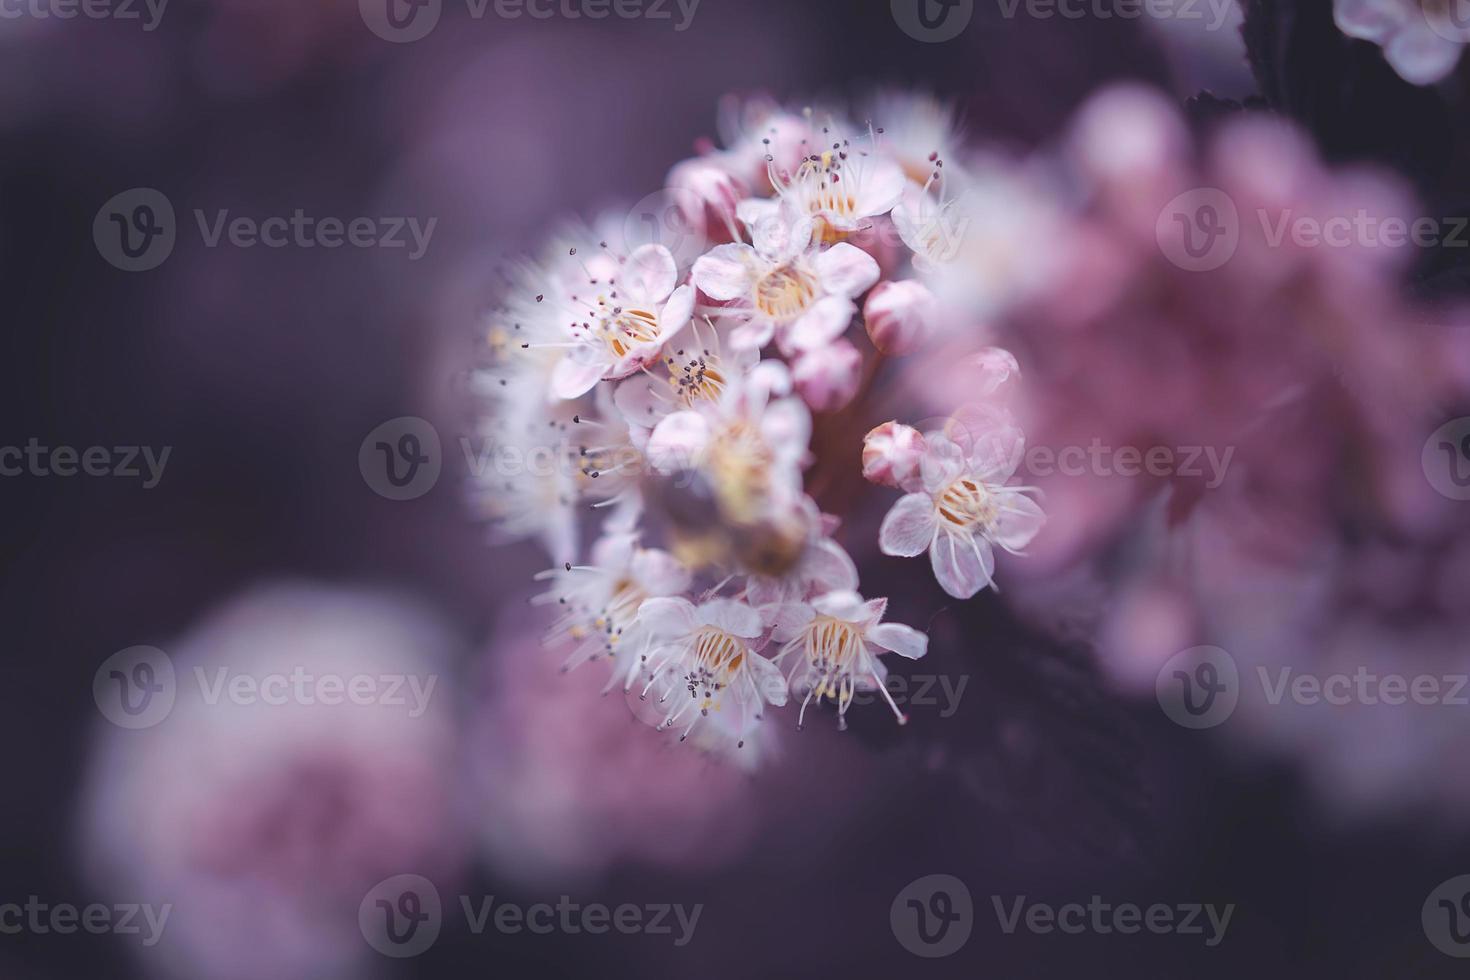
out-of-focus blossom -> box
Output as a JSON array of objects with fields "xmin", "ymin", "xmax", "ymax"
[
  {"xmin": 1333, "ymin": 0, "xmax": 1469, "ymax": 86},
  {"xmin": 469, "ymin": 617, "xmax": 762, "ymax": 883},
  {"xmin": 864, "ymin": 279, "xmax": 938, "ymax": 355},
  {"xmin": 864, "ymin": 90, "xmax": 964, "ymax": 187},
  {"xmin": 78, "ymin": 583, "xmax": 466, "ymax": 980},
  {"xmin": 791, "ymin": 338, "xmax": 863, "ymax": 412},
  {"xmin": 959, "ymin": 84, "xmax": 1470, "ymax": 819}
]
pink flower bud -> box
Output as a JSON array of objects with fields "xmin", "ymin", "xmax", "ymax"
[
  {"xmin": 862, "ymin": 421, "xmax": 926, "ymax": 490},
  {"xmin": 792, "ymin": 340, "xmax": 863, "ymax": 413},
  {"xmin": 667, "ymin": 158, "xmax": 746, "ymax": 243},
  {"xmin": 863, "ymin": 279, "xmax": 937, "ymax": 355}
]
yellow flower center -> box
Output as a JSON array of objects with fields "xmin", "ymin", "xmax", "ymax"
[
  {"xmin": 937, "ymin": 477, "xmax": 997, "ymax": 532},
  {"xmin": 754, "ymin": 264, "xmax": 818, "ymax": 322}
]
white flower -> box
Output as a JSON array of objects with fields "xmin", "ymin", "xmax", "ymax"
[
  {"xmin": 611, "ymin": 317, "xmax": 760, "ymax": 441},
  {"xmin": 1334, "ymin": 0, "xmax": 1468, "ymax": 86},
  {"xmin": 645, "ymin": 360, "xmax": 811, "ymax": 526},
  {"xmin": 544, "ymin": 243, "xmax": 695, "ymax": 400},
  {"xmin": 865, "ymin": 90, "xmax": 965, "ymax": 187},
  {"xmin": 471, "ymin": 388, "xmax": 641, "ymax": 563},
  {"xmin": 755, "ymin": 114, "xmax": 907, "ymax": 240},
  {"xmin": 633, "ymin": 596, "xmax": 788, "ymax": 751},
  {"xmin": 878, "ymin": 430, "xmax": 1045, "ymax": 599},
  {"xmin": 692, "ymin": 202, "xmax": 879, "ymax": 352},
  {"xmin": 537, "ymin": 532, "xmax": 691, "ymax": 678},
  {"xmin": 776, "ymin": 591, "xmax": 928, "ymax": 730}
]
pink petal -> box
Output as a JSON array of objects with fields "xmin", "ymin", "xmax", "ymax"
[
  {"xmin": 814, "ymin": 242, "xmax": 880, "ymax": 298},
  {"xmin": 551, "ymin": 356, "xmax": 607, "ymax": 400},
  {"xmin": 868, "ymin": 622, "xmax": 929, "ymax": 660},
  {"xmin": 622, "ymin": 244, "xmax": 678, "ymax": 305},
  {"xmin": 929, "ymin": 531, "xmax": 994, "ymax": 600},
  {"xmin": 692, "ymin": 244, "xmax": 755, "ymax": 301},
  {"xmin": 878, "ymin": 493, "xmax": 937, "ymax": 558}
]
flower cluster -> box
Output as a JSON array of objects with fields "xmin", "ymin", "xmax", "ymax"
[{"xmin": 474, "ymin": 93, "xmax": 1045, "ymax": 765}]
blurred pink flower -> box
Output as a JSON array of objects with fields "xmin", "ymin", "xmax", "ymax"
[
  {"xmin": 935, "ymin": 85, "xmax": 1470, "ymax": 818},
  {"xmin": 465, "ymin": 616, "xmax": 762, "ymax": 886},
  {"xmin": 78, "ymin": 582, "xmax": 467, "ymax": 980}
]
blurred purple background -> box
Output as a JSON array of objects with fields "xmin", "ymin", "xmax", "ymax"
[{"xmin": 4, "ymin": 0, "xmax": 1470, "ymax": 977}]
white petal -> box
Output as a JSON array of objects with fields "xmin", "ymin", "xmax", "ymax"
[
  {"xmin": 1333, "ymin": 0, "xmax": 1405, "ymax": 41},
  {"xmin": 990, "ymin": 490, "xmax": 1046, "ymax": 552},
  {"xmin": 769, "ymin": 601, "xmax": 816, "ymax": 642},
  {"xmin": 811, "ymin": 590, "xmax": 867, "ymax": 622},
  {"xmin": 784, "ymin": 295, "xmax": 856, "ymax": 353},
  {"xmin": 551, "ymin": 355, "xmax": 606, "ymax": 400},
  {"xmin": 760, "ymin": 397, "xmax": 812, "ymax": 466},
  {"xmin": 590, "ymin": 532, "xmax": 637, "ymax": 570},
  {"xmin": 731, "ymin": 318, "xmax": 775, "ymax": 350},
  {"xmin": 622, "ymin": 243, "xmax": 678, "ymax": 304},
  {"xmin": 646, "ymin": 411, "xmax": 709, "ymax": 473},
  {"xmin": 852, "ymin": 157, "xmax": 906, "ymax": 218},
  {"xmin": 868, "ymin": 622, "xmax": 929, "ymax": 660},
  {"xmin": 637, "ymin": 596, "xmax": 697, "ymax": 637},
  {"xmin": 803, "ymin": 537, "xmax": 859, "ymax": 592},
  {"xmin": 698, "ymin": 598, "xmax": 763, "ymax": 637},
  {"xmin": 752, "ymin": 201, "xmax": 815, "ymax": 264},
  {"xmin": 747, "ymin": 652, "xmax": 789, "ymax": 707},
  {"xmin": 613, "ymin": 375, "xmax": 667, "ymax": 428},
  {"xmin": 878, "ymin": 493, "xmax": 937, "ymax": 558},
  {"xmin": 735, "ymin": 197, "xmax": 779, "ymax": 234},
  {"xmin": 1385, "ymin": 23, "xmax": 1465, "ymax": 85},
  {"xmin": 745, "ymin": 574, "xmax": 785, "ymax": 610},
  {"xmin": 859, "ymin": 597, "xmax": 889, "ymax": 628},
  {"xmin": 659, "ymin": 283, "xmax": 695, "ymax": 336},
  {"xmin": 692, "ymin": 244, "xmax": 756, "ymax": 300},
  {"xmin": 929, "ymin": 531, "xmax": 994, "ymax": 600},
  {"xmin": 920, "ymin": 435, "xmax": 967, "ymax": 493},
  {"xmin": 631, "ymin": 548, "xmax": 691, "ymax": 596},
  {"xmin": 814, "ymin": 242, "xmax": 881, "ymax": 298}
]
